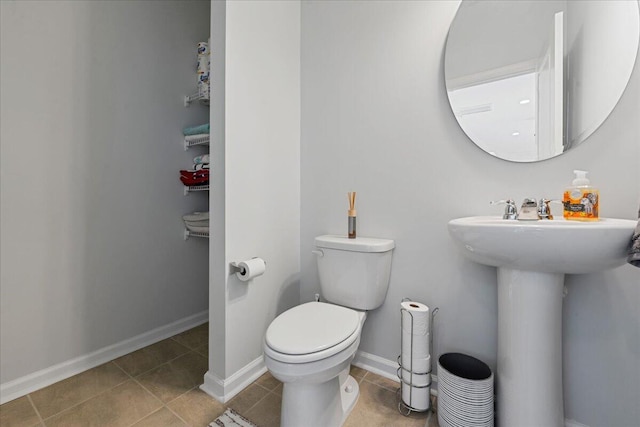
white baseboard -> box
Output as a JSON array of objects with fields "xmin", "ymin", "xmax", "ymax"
[
  {"xmin": 352, "ymin": 350, "xmax": 400, "ymax": 383},
  {"xmin": 200, "ymin": 355, "xmax": 266, "ymax": 403},
  {"xmin": 565, "ymin": 420, "xmax": 590, "ymax": 427},
  {"xmin": 0, "ymin": 310, "xmax": 208, "ymax": 405},
  {"xmin": 352, "ymin": 350, "xmax": 439, "ymax": 396}
]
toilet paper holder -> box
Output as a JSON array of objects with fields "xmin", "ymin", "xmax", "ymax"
[
  {"xmin": 397, "ymin": 298, "xmax": 439, "ymax": 416},
  {"xmin": 229, "ymin": 257, "xmax": 266, "ymax": 275}
]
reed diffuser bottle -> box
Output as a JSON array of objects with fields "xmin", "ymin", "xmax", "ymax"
[{"xmin": 348, "ymin": 192, "xmax": 357, "ymax": 239}]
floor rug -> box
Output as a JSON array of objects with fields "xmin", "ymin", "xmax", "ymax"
[{"xmin": 210, "ymin": 408, "xmax": 259, "ymax": 427}]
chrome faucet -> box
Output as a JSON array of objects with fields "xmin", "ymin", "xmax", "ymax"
[
  {"xmin": 492, "ymin": 198, "xmax": 557, "ymax": 220},
  {"xmin": 518, "ymin": 198, "xmax": 539, "ymax": 220},
  {"xmin": 490, "ymin": 199, "xmax": 518, "ymax": 220},
  {"xmin": 537, "ymin": 199, "xmax": 554, "ymax": 220}
]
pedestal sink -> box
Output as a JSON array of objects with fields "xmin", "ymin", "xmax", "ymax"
[{"xmin": 447, "ymin": 216, "xmax": 636, "ymax": 427}]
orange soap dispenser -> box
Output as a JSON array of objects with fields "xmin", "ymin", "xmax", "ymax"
[{"xmin": 563, "ymin": 170, "xmax": 599, "ymax": 221}]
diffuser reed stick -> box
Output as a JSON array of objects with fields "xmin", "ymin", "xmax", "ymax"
[{"xmin": 348, "ymin": 192, "xmax": 357, "ymax": 239}]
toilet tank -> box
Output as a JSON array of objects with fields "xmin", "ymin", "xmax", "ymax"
[{"xmin": 314, "ymin": 235, "xmax": 395, "ymax": 310}]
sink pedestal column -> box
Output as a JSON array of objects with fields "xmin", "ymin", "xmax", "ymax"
[{"xmin": 497, "ymin": 268, "xmax": 565, "ymax": 427}]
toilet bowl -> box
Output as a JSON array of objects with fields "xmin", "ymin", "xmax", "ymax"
[
  {"xmin": 263, "ymin": 235, "xmax": 394, "ymax": 427},
  {"xmin": 264, "ymin": 302, "xmax": 366, "ymax": 427}
]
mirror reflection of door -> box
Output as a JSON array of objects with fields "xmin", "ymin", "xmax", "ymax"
[{"xmin": 537, "ymin": 11, "xmax": 564, "ymax": 160}]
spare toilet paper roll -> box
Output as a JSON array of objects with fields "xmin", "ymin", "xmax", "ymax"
[
  {"xmin": 401, "ymin": 331, "xmax": 430, "ymax": 365},
  {"xmin": 197, "ymin": 55, "xmax": 209, "ymax": 74},
  {"xmin": 236, "ymin": 258, "xmax": 266, "ymax": 282},
  {"xmin": 401, "ymin": 301, "xmax": 430, "ymax": 370},
  {"xmin": 198, "ymin": 81, "xmax": 210, "ymax": 99},
  {"xmin": 401, "ymin": 301, "xmax": 429, "ymax": 335},
  {"xmin": 402, "ymin": 372, "xmax": 430, "ymax": 390},
  {"xmin": 402, "ymin": 382, "xmax": 430, "ymax": 411},
  {"xmin": 197, "ymin": 41, "xmax": 209, "ymax": 55},
  {"xmin": 401, "ymin": 353, "xmax": 431, "ymax": 376}
]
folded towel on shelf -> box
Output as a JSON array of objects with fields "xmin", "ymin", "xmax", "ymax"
[
  {"xmin": 185, "ymin": 133, "xmax": 209, "ymax": 143},
  {"xmin": 183, "ymin": 123, "xmax": 210, "ymax": 136},
  {"xmin": 193, "ymin": 154, "xmax": 210, "ymax": 164},
  {"xmin": 180, "ymin": 177, "xmax": 209, "ymax": 186},
  {"xmin": 628, "ymin": 205, "xmax": 640, "ymax": 267},
  {"xmin": 193, "ymin": 163, "xmax": 210, "ymax": 171},
  {"xmin": 180, "ymin": 169, "xmax": 209, "ymax": 177},
  {"xmin": 185, "ymin": 224, "xmax": 209, "ymax": 233},
  {"xmin": 180, "ymin": 169, "xmax": 209, "ymax": 186},
  {"xmin": 183, "ymin": 211, "xmax": 210, "ymax": 232},
  {"xmin": 183, "ymin": 211, "xmax": 209, "ymax": 222}
]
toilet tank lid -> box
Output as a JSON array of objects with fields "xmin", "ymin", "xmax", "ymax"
[{"xmin": 315, "ymin": 235, "xmax": 395, "ymax": 253}]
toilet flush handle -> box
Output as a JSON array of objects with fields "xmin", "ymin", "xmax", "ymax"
[{"xmin": 311, "ymin": 249, "xmax": 324, "ymax": 258}]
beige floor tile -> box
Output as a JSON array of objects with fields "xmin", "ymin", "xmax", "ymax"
[
  {"xmin": 44, "ymin": 380, "xmax": 161, "ymax": 427},
  {"xmin": 244, "ymin": 392, "xmax": 281, "ymax": 427},
  {"xmin": 171, "ymin": 323, "xmax": 208, "ymax": 350},
  {"xmin": 0, "ymin": 396, "xmax": 41, "ymax": 427},
  {"xmin": 136, "ymin": 352, "xmax": 208, "ymax": 403},
  {"xmin": 350, "ymin": 365, "xmax": 367, "ymax": 382},
  {"xmin": 271, "ymin": 383, "xmax": 283, "ymax": 397},
  {"xmin": 226, "ymin": 383, "xmax": 270, "ymax": 414},
  {"xmin": 10, "ymin": 331, "xmax": 443, "ymax": 427},
  {"xmin": 29, "ymin": 362, "xmax": 129, "ymax": 419},
  {"xmin": 344, "ymin": 380, "xmax": 428, "ymax": 427},
  {"xmin": 362, "ymin": 371, "xmax": 401, "ymax": 392},
  {"xmin": 254, "ymin": 372, "xmax": 280, "ymax": 392},
  {"xmin": 425, "ymin": 409, "xmax": 440, "ymax": 427},
  {"xmin": 167, "ymin": 387, "xmax": 226, "ymax": 427},
  {"xmin": 131, "ymin": 407, "xmax": 187, "ymax": 427},
  {"xmin": 400, "ymin": 396, "xmax": 439, "ymax": 426},
  {"xmin": 194, "ymin": 343, "xmax": 208, "ymax": 359},
  {"xmin": 113, "ymin": 339, "xmax": 190, "ymax": 377}
]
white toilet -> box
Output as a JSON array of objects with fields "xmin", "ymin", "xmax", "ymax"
[{"xmin": 263, "ymin": 235, "xmax": 395, "ymax": 427}]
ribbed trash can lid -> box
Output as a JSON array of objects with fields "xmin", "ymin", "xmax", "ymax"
[{"xmin": 439, "ymin": 353, "xmax": 492, "ymax": 380}]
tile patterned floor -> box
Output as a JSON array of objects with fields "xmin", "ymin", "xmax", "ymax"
[{"xmin": 0, "ymin": 323, "xmax": 439, "ymax": 427}]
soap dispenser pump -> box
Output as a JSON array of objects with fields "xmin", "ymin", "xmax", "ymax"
[{"xmin": 563, "ymin": 170, "xmax": 599, "ymax": 221}]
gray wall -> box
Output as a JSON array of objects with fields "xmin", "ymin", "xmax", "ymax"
[
  {"xmin": 300, "ymin": 1, "xmax": 639, "ymax": 426},
  {"xmin": 222, "ymin": 0, "xmax": 300, "ymax": 377},
  {"xmin": 203, "ymin": 0, "xmax": 301, "ymax": 401},
  {"xmin": 0, "ymin": 0, "xmax": 210, "ymax": 385}
]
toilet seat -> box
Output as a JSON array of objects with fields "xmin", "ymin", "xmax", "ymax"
[{"xmin": 265, "ymin": 302, "xmax": 362, "ymax": 364}]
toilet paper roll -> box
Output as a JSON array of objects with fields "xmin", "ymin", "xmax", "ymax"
[
  {"xmin": 401, "ymin": 354, "xmax": 431, "ymax": 375},
  {"xmin": 401, "ymin": 301, "xmax": 430, "ymax": 370},
  {"xmin": 401, "ymin": 301, "xmax": 429, "ymax": 335},
  {"xmin": 236, "ymin": 258, "xmax": 266, "ymax": 281},
  {"xmin": 197, "ymin": 42, "xmax": 209, "ymax": 55},
  {"xmin": 401, "ymin": 331, "xmax": 430, "ymax": 363},
  {"xmin": 197, "ymin": 55, "xmax": 209, "ymax": 74},
  {"xmin": 402, "ymin": 371, "xmax": 430, "ymax": 389},
  {"xmin": 198, "ymin": 81, "xmax": 210, "ymax": 99},
  {"xmin": 198, "ymin": 71, "xmax": 210, "ymax": 84},
  {"xmin": 401, "ymin": 382, "xmax": 430, "ymax": 411}
]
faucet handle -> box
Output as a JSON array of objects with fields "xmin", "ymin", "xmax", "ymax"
[
  {"xmin": 490, "ymin": 199, "xmax": 514, "ymax": 205},
  {"xmin": 538, "ymin": 199, "xmax": 562, "ymax": 220},
  {"xmin": 490, "ymin": 199, "xmax": 518, "ymax": 220}
]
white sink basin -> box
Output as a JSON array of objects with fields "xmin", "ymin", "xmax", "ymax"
[
  {"xmin": 448, "ymin": 216, "xmax": 635, "ymax": 274},
  {"xmin": 447, "ymin": 215, "xmax": 636, "ymax": 427}
]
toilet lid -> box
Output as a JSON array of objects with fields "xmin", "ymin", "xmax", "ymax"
[{"xmin": 266, "ymin": 302, "xmax": 359, "ymax": 355}]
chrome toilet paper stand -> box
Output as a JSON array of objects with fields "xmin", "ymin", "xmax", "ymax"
[{"xmin": 396, "ymin": 298, "xmax": 439, "ymax": 416}]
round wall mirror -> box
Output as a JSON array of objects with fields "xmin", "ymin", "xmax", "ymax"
[{"xmin": 444, "ymin": 0, "xmax": 640, "ymax": 162}]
